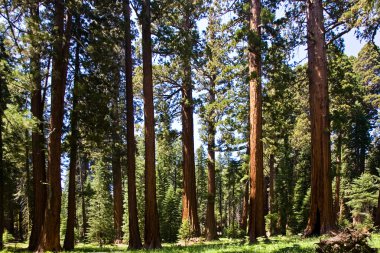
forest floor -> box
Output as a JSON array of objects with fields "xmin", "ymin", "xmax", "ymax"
[{"xmin": 1, "ymin": 234, "xmax": 380, "ymax": 253}]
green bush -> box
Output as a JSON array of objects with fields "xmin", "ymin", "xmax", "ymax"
[
  {"xmin": 345, "ymin": 172, "xmax": 379, "ymax": 229},
  {"xmin": 2, "ymin": 230, "xmax": 15, "ymax": 244},
  {"xmin": 178, "ymin": 219, "xmax": 192, "ymax": 243},
  {"xmin": 224, "ymin": 225, "xmax": 245, "ymax": 239},
  {"xmin": 160, "ymin": 186, "xmax": 181, "ymax": 242}
]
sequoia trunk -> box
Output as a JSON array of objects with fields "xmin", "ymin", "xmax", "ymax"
[
  {"xmin": 63, "ymin": 15, "xmax": 80, "ymax": 250},
  {"xmin": 28, "ymin": 1, "xmax": 47, "ymax": 250},
  {"xmin": 124, "ymin": 0, "xmax": 142, "ymax": 249},
  {"xmin": 181, "ymin": 7, "xmax": 201, "ymax": 236},
  {"xmin": 38, "ymin": 0, "xmax": 71, "ymax": 250},
  {"xmin": 248, "ymin": 0, "xmax": 265, "ymax": 243},
  {"xmin": 142, "ymin": 0, "xmax": 161, "ymax": 248},
  {"xmin": 304, "ymin": 0, "xmax": 335, "ymax": 236}
]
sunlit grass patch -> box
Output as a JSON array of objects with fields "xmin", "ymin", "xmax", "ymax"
[{"xmin": 1, "ymin": 234, "xmax": 379, "ymax": 252}]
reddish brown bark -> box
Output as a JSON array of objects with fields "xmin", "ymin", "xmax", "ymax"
[
  {"xmin": 63, "ymin": 16, "xmax": 81, "ymax": 250},
  {"xmin": 248, "ymin": 0, "xmax": 265, "ymax": 244},
  {"xmin": 304, "ymin": 0, "xmax": 335, "ymax": 236},
  {"xmin": 205, "ymin": 79, "xmax": 217, "ymax": 241},
  {"xmin": 181, "ymin": 6, "xmax": 201, "ymax": 236},
  {"xmin": 142, "ymin": 0, "xmax": 161, "ymax": 248},
  {"xmin": 181, "ymin": 63, "xmax": 201, "ymax": 236},
  {"xmin": 28, "ymin": 2, "xmax": 47, "ymax": 250},
  {"xmin": 124, "ymin": 0, "xmax": 142, "ymax": 249},
  {"xmin": 38, "ymin": 0, "xmax": 72, "ymax": 251}
]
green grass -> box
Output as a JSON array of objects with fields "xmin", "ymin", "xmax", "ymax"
[{"xmin": 1, "ymin": 234, "xmax": 380, "ymax": 252}]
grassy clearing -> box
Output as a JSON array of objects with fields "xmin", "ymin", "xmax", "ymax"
[{"xmin": 1, "ymin": 234, "xmax": 380, "ymax": 252}]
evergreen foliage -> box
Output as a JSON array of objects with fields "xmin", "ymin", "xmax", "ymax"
[
  {"xmin": 88, "ymin": 158, "xmax": 114, "ymax": 245},
  {"xmin": 160, "ymin": 186, "xmax": 181, "ymax": 242}
]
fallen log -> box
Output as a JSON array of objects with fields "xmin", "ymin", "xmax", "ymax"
[{"xmin": 316, "ymin": 228, "xmax": 376, "ymax": 253}]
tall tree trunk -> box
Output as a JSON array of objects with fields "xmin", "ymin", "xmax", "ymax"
[
  {"xmin": 218, "ymin": 167, "xmax": 223, "ymax": 230},
  {"xmin": 304, "ymin": 0, "xmax": 335, "ymax": 236},
  {"xmin": 240, "ymin": 181, "xmax": 249, "ymax": 232},
  {"xmin": 111, "ymin": 75, "xmax": 123, "ymax": 244},
  {"xmin": 38, "ymin": 0, "xmax": 72, "ymax": 250},
  {"xmin": 28, "ymin": 2, "xmax": 47, "ymax": 250},
  {"xmin": 240, "ymin": 146, "xmax": 250, "ymax": 232},
  {"xmin": 25, "ymin": 130, "xmax": 32, "ymax": 236},
  {"xmin": 80, "ymin": 156, "xmax": 88, "ymax": 241},
  {"xmin": 181, "ymin": 7, "xmax": 200, "ymax": 236},
  {"xmin": 124, "ymin": 0, "xmax": 142, "ymax": 249},
  {"xmin": 334, "ymin": 133, "xmax": 342, "ymax": 217},
  {"xmin": 248, "ymin": 0, "xmax": 265, "ymax": 243},
  {"xmin": 63, "ymin": 15, "xmax": 81, "ymax": 250},
  {"xmin": 205, "ymin": 79, "xmax": 217, "ymax": 241},
  {"xmin": 142, "ymin": 0, "xmax": 161, "ymax": 248}
]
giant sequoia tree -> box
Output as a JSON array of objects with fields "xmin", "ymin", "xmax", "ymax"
[
  {"xmin": 0, "ymin": 0, "xmax": 379, "ymax": 250},
  {"xmin": 28, "ymin": 1, "xmax": 46, "ymax": 250},
  {"xmin": 180, "ymin": 1, "xmax": 201, "ymax": 237},
  {"xmin": 38, "ymin": 0, "xmax": 72, "ymax": 250},
  {"xmin": 248, "ymin": 0, "xmax": 265, "ymax": 243},
  {"xmin": 124, "ymin": 0, "xmax": 142, "ymax": 248},
  {"xmin": 304, "ymin": 0, "xmax": 335, "ymax": 235},
  {"xmin": 63, "ymin": 13, "xmax": 81, "ymax": 250},
  {"xmin": 142, "ymin": 0, "xmax": 161, "ymax": 248}
]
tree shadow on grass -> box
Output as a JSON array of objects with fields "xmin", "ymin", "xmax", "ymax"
[
  {"xmin": 271, "ymin": 243, "xmax": 316, "ymax": 253},
  {"xmin": 1, "ymin": 239, "xmax": 317, "ymax": 253}
]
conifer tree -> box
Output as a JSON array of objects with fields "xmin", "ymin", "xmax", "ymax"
[
  {"xmin": 304, "ymin": 0, "xmax": 335, "ymax": 235},
  {"xmin": 142, "ymin": 0, "xmax": 161, "ymax": 247},
  {"xmin": 88, "ymin": 159, "xmax": 114, "ymax": 245},
  {"xmin": 248, "ymin": 0, "xmax": 265, "ymax": 243}
]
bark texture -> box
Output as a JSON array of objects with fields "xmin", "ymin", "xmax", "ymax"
[
  {"xmin": 124, "ymin": 0, "xmax": 142, "ymax": 248},
  {"xmin": 38, "ymin": 0, "xmax": 72, "ymax": 250},
  {"xmin": 63, "ymin": 16, "xmax": 80, "ymax": 250},
  {"xmin": 248, "ymin": 0, "xmax": 265, "ymax": 243},
  {"xmin": 28, "ymin": 2, "xmax": 47, "ymax": 250},
  {"xmin": 181, "ymin": 6, "xmax": 200, "ymax": 236},
  {"xmin": 304, "ymin": 0, "xmax": 335, "ymax": 236},
  {"xmin": 142, "ymin": 0, "xmax": 161, "ymax": 248}
]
